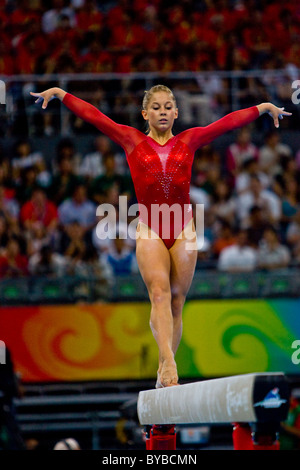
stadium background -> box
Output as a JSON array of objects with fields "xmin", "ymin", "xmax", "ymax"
[{"xmin": 0, "ymin": 0, "xmax": 300, "ymax": 451}]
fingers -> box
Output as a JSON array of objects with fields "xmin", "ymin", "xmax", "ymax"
[
  {"xmin": 268, "ymin": 106, "xmax": 292, "ymax": 128},
  {"xmin": 30, "ymin": 91, "xmax": 48, "ymax": 109},
  {"xmin": 279, "ymin": 107, "xmax": 292, "ymax": 117},
  {"xmin": 276, "ymin": 110, "xmax": 292, "ymax": 127}
]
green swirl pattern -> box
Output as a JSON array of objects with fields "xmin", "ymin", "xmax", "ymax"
[{"xmin": 178, "ymin": 299, "xmax": 298, "ymax": 378}]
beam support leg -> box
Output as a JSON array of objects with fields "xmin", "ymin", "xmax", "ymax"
[
  {"xmin": 232, "ymin": 423, "xmax": 280, "ymax": 450},
  {"xmin": 144, "ymin": 425, "xmax": 177, "ymax": 450}
]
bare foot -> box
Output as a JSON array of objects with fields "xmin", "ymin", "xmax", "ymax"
[
  {"xmin": 156, "ymin": 358, "xmax": 178, "ymax": 388},
  {"xmin": 155, "ymin": 372, "xmax": 163, "ymax": 389}
]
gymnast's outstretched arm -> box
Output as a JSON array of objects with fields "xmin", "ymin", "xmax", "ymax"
[
  {"xmin": 179, "ymin": 102, "xmax": 292, "ymax": 152},
  {"xmin": 30, "ymin": 87, "xmax": 144, "ymax": 154}
]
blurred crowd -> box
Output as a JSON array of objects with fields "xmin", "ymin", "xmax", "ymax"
[
  {"xmin": 0, "ymin": 0, "xmax": 300, "ymax": 75},
  {"xmin": 192, "ymin": 127, "xmax": 300, "ymax": 272},
  {"xmin": 0, "ymin": 134, "xmax": 138, "ymax": 283},
  {"xmin": 0, "ymin": 123, "xmax": 300, "ymax": 283}
]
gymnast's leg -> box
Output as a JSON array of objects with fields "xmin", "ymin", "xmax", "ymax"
[
  {"xmin": 135, "ymin": 223, "xmax": 177, "ymax": 388},
  {"xmin": 169, "ymin": 218, "xmax": 198, "ymax": 357}
]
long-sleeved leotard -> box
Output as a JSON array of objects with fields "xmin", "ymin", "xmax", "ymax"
[{"xmin": 63, "ymin": 93, "xmax": 259, "ymax": 249}]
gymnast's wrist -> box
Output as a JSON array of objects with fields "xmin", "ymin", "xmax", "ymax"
[
  {"xmin": 257, "ymin": 103, "xmax": 272, "ymax": 116},
  {"xmin": 52, "ymin": 87, "xmax": 66, "ymax": 101}
]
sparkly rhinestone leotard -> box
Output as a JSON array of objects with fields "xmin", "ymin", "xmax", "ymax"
[{"xmin": 63, "ymin": 93, "xmax": 259, "ymax": 249}]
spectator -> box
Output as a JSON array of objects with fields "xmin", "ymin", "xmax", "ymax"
[
  {"xmin": 20, "ymin": 186, "xmax": 58, "ymax": 237},
  {"xmin": 0, "ymin": 236, "xmax": 28, "ymax": 278},
  {"xmin": 9, "ymin": 0, "xmax": 40, "ymax": 42},
  {"xmin": 242, "ymin": 9, "xmax": 271, "ymax": 66},
  {"xmin": 212, "ymin": 220, "xmax": 236, "ymax": 259},
  {"xmin": 72, "ymin": 244, "xmax": 109, "ymax": 277},
  {"xmin": 11, "ymin": 139, "xmax": 49, "ymax": 185},
  {"xmin": 60, "ymin": 220, "xmax": 87, "ymax": 269},
  {"xmin": 210, "ymin": 180, "xmax": 236, "ymax": 226},
  {"xmin": 217, "ymin": 228, "xmax": 257, "ymax": 272},
  {"xmin": 280, "ymin": 155, "xmax": 299, "ymax": 184},
  {"xmin": 196, "ymin": 157, "xmax": 222, "ymax": 197},
  {"xmin": 69, "ymin": 244, "xmax": 111, "ymax": 298},
  {"xmin": 79, "ymin": 33, "xmax": 113, "ymax": 74},
  {"xmin": 191, "ymin": 145, "xmax": 220, "ymax": 189},
  {"xmin": 75, "ymin": 0, "xmax": 103, "ymax": 34},
  {"xmin": 28, "ymin": 244, "xmax": 67, "ymax": 277},
  {"xmin": 171, "ymin": 81, "xmax": 212, "ymax": 127},
  {"xmin": 246, "ymin": 205, "xmax": 272, "ymax": 248},
  {"xmin": 0, "ymin": 35, "xmax": 14, "ymax": 76},
  {"xmin": 196, "ymin": 236, "xmax": 214, "ymax": 269},
  {"xmin": 14, "ymin": 166, "xmax": 39, "ymax": 203},
  {"xmin": 14, "ymin": 30, "xmax": 47, "ymax": 75},
  {"xmin": 236, "ymin": 174, "xmax": 281, "ymax": 228},
  {"xmin": 258, "ymin": 131, "xmax": 292, "ymax": 177},
  {"xmin": 42, "ymin": 0, "xmax": 77, "ymax": 34},
  {"xmin": 0, "ymin": 185, "xmax": 19, "ymax": 226},
  {"xmin": 58, "ymin": 184, "xmax": 97, "ymax": 233},
  {"xmin": 295, "ymin": 149, "xmax": 300, "ymax": 172},
  {"xmin": 45, "ymin": 15, "xmax": 80, "ymax": 74},
  {"xmin": 108, "ymin": 10, "xmax": 145, "ymax": 55},
  {"xmin": 52, "ymin": 138, "xmax": 82, "ymax": 175},
  {"xmin": 257, "ymin": 226, "xmax": 290, "ymax": 271},
  {"xmin": 0, "ymin": 216, "xmax": 9, "ymax": 254},
  {"xmin": 286, "ymin": 209, "xmax": 300, "ymax": 260},
  {"xmin": 90, "ymin": 153, "xmax": 134, "ymax": 206},
  {"xmin": 226, "ymin": 127, "xmax": 259, "ymax": 179},
  {"xmin": 49, "ymin": 153, "xmax": 83, "ymax": 205},
  {"xmin": 0, "ymin": 157, "xmax": 11, "ymax": 190},
  {"xmin": 78, "ymin": 135, "xmax": 112, "ymax": 180},
  {"xmin": 234, "ymin": 157, "xmax": 270, "ymax": 195},
  {"xmin": 92, "ymin": 207, "xmax": 136, "ymax": 254},
  {"xmin": 280, "ymin": 176, "xmax": 300, "ymax": 236},
  {"xmin": 101, "ymin": 230, "xmax": 139, "ymax": 278},
  {"xmin": 26, "ymin": 221, "xmax": 52, "ymax": 257},
  {"xmin": 195, "ymin": 62, "xmax": 227, "ymax": 120}
]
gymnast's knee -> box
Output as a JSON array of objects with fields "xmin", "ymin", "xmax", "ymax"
[
  {"xmin": 149, "ymin": 282, "xmax": 171, "ymax": 306},
  {"xmin": 171, "ymin": 293, "xmax": 186, "ymax": 318}
]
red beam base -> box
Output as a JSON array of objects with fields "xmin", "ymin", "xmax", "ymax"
[
  {"xmin": 145, "ymin": 425, "xmax": 177, "ymax": 450},
  {"xmin": 232, "ymin": 423, "xmax": 280, "ymax": 450}
]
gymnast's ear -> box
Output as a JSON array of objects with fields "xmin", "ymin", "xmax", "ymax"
[{"xmin": 141, "ymin": 109, "xmax": 148, "ymax": 121}]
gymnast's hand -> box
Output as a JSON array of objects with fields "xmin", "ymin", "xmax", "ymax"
[
  {"xmin": 30, "ymin": 87, "xmax": 66, "ymax": 109},
  {"xmin": 257, "ymin": 102, "xmax": 292, "ymax": 128}
]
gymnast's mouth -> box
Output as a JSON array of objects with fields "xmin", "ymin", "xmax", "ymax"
[{"xmin": 159, "ymin": 119, "xmax": 168, "ymax": 123}]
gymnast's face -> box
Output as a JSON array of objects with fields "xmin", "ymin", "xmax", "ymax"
[{"xmin": 142, "ymin": 92, "xmax": 178, "ymax": 134}]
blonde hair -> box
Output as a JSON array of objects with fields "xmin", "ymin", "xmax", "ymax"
[{"xmin": 142, "ymin": 85, "xmax": 177, "ymax": 110}]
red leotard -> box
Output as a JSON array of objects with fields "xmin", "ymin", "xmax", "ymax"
[{"xmin": 62, "ymin": 93, "xmax": 259, "ymax": 249}]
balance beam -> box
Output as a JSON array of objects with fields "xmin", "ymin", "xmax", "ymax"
[{"xmin": 137, "ymin": 372, "xmax": 290, "ymax": 426}]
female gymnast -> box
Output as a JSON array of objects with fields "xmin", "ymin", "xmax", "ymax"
[{"xmin": 30, "ymin": 85, "xmax": 291, "ymax": 388}]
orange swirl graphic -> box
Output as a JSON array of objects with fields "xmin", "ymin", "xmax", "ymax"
[{"xmin": 21, "ymin": 304, "xmax": 157, "ymax": 381}]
